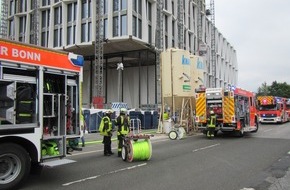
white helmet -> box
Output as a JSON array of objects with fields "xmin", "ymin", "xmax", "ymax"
[
  {"xmin": 120, "ymin": 108, "xmax": 127, "ymax": 114},
  {"xmin": 209, "ymin": 110, "xmax": 214, "ymax": 115}
]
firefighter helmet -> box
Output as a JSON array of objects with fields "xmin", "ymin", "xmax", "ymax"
[
  {"xmin": 120, "ymin": 108, "xmax": 127, "ymax": 114},
  {"xmin": 209, "ymin": 110, "xmax": 215, "ymax": 115},
  {"xmin": 105, "ymin": 109, "xmax": 113, "ymax": 114}
]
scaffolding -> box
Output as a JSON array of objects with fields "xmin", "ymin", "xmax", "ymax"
[
  {"xmin": 0, "ymin": 0, "xmax": 8, "ymax": 38},
  {"xmin": 31, "ymin": 0, "xmax": 39, "ymax": 45},
  {"xmin": 197, "ymin": 0, "xmax": 203, "ymax": 53},
  {"xmin": 156, "ymin": 0, "xmax": 163, "ymax": 133},
  {"xmin": 210, "ymin": 0, "xmax": 216, "ymax": 87},
  {"xmin": 177, "ymin": 0, "xmax": 184, "ymax": 49},
  {"xmin": 94, "ymin": 0, "xmax": 104, "ymax": 108}
]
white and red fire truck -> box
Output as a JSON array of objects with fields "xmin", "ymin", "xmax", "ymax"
[
  {"xmin": 195, "ymin": 87, "xmax": 259, "ymax": 137},
  {"xmin": 256, "ymin": 96, "xmax": 288, "ymax": 123},
  {"xmin": 0, "ymin": 38, "xmax": 84, "ymax": 189}
]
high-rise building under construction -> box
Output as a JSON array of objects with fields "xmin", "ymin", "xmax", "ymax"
[{"xmin": 0, "ymin": 0, "xmax": 237, "ymax": 109}]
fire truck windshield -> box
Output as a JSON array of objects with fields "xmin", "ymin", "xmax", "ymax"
[{"xmin": 259, "ymin": 104, "xmax": 278, "ymax": 111}]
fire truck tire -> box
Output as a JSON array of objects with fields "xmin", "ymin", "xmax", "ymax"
[
  {"xmin": 214, "ymin": 130, "xmax": 218, "ymax": 137},
  {"xmin": 0, "ymin": 143, "xmax": 31, "ymax": 190},
  {"xmin": 252, "ymin": 120, "xmax": 259, "ymax": 133},
  {"xmin": 238, "ymin": 128, "xmax": 244, "ymax": 137},
  {"xmin": 237, "ymin": 121, "xmax": 245, "ymax": 137}
]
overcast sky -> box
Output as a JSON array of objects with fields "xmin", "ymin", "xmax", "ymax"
[{"xmin": 212, "ymin": 0, "xmax": 290, "ymax": 92}]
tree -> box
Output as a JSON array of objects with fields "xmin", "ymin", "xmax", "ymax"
[
  {"xmin": 257, "ymin": 82, "xmax": 269, "ymax": 95},
  {"xmin": 256, "ymin": 81, "xmax": 290, "ymax": 98}
]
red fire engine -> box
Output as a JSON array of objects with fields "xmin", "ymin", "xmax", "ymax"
[
  {"xmin": 257, "ymin": 96, "xmax": 288, "ymax": 123},
  {"xmin": 195, "ymin": 87, "xmax": 259, "ymax": 137}
]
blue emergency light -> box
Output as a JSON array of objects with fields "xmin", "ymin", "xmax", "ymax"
[{"xmin": 69, "ymin": 53, "xmax": 84, "ymax": 67}]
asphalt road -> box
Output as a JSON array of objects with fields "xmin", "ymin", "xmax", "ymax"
[{"xmin": 20, "ymin": 123, "xmax": 290, "ymax": 190}]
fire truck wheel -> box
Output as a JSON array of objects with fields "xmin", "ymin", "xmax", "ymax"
[
  {"xmin": 0, "ymin": 143, "xmax": 31, "ymax": 190},
  {"xmin": 237, "ymin": 125, "xmax": 245, "ymax": 137},
  {"xmin": 252, "ymin": 120, "xmax": 259, "ymax": 133},
  {"xmin": 169, "ymin": 131, "xmax": 178, "ymax": 140}
]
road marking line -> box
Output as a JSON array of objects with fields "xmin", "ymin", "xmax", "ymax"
[
  {"xmin": 264, "ymin": 129, "xmax": 273, "ymax": 132},
  {"xmin": 192, "ymin": 143, "xmax": 220, "ymax": 152},
  {"xmin": 62, "ymin": 163, "xmax": 147, "ymax": 186}
]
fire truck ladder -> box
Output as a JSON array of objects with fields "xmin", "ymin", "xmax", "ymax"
[
  {"xmin": 94, "ymin": 0, "xmax": 104, "ymax": 108},
  {"xmin": 0, "ymin": 0, "xmax": 8, "ymax": 38}
]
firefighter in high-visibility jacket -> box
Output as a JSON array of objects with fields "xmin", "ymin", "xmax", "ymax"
[
  {"xmin": 115, "ymin": 108, "xmax": 130, "ymax": 157},
  {"xmin": 207, "ymin": 110, "xmax": 217, "ymax": 139},
  {"xmin": 99, "ymin": 110, "xmax": 114, "ymax": 156}
]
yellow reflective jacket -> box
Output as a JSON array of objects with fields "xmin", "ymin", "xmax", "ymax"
[
  {"xmin": 116, "ymin": 115, "xmax": 130, "ymax": 136},
  {"xmin": 99, "ymin": 116, "xmax": 112, "ymax": 136}
]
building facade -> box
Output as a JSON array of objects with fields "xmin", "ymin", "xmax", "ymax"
[{"xmin": 1, "ymin": 0, "xmax": 238, "ymax": 109}]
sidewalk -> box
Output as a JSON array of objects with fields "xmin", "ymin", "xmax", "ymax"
[{"xmin": 80, "ymin": 129, "xmax": 166, "ymax": 146}]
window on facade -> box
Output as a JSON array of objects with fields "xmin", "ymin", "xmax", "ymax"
[
  {"xmin": 148, "ymin": 25, "xmax": 152, "ymax": 44},
  {"xmin": 9, "ymin": 1, "xmax": 14, "ymax": 15},
  {"xmin": 104, "ymin": 0, "xmax": 108, "ymax": 14},
  {"xmin": 104, "ymin": 19, "xmax": 108, "ymax": 39},
  {"xmin": 41, "ymin": 31, "xmax": 49, "ymax": 47},
  {"xmin": 19, "ymin": 0, "xmax": 27, "ymax": 13},
  {"xmin": 54, "ymin": 7, "xmax": 62, "ymax": 47},
  {"xmin": 88, "ymin": 22, "xmax": 92, "ymax": 41},
  {"xmin": 67, "ymin": 26, "xmax": 72, "ymax": 45},
  {"xmin": 189, "ymin": 33, "xmax": 192, "ymax": 51},
  {"xmin": 68, "ymin": 4, "xmax": 73, "ymax": 22},
  {"xmin": 172, "ymin": 21, "xmax": 175, "ymax": 47},
  {"xmin": 113, "ymin": 0, "xmax": 119, "ymax": 11},
  {"xmin": 8, "ymin": 19, "xmax": 14, "ymax": 39},
  {"xmin": 67, "ymin": 2, "xmax": 77, "ymax": 45},
  {"xmin": 54, "ymin": 7, "xmax": 62, "ymax": 25},
  {"xmin": 82, "ymin": 0, "xmax": 91, "ymax": 19},
  {"xmin": 164, "ymin": 0, "xmax": 168, "ymax": 10},
  {"xmin": 54, "ymin": 29, "xmax": 59, "ymax": 47},
  {"xmin": 172, "ymin": 1, "xmax": 174, "ymax": 15},
  {"xmin": 41, "ymin": 10, "xmax": 50, "ymax": 47},
  {"xmin": 138, "ymin": 18, "xmax": 142, "ymax": 38},
  {"xmin": 81, "ymin": 23, "xmax": 86, "ymax": 42},
  {"xmin": 148, "ymin": 2, "xmax": 152, "ymax": 21},
  {"xmin": 132, "ymin": 16, "xmax": 137, "ymax": 37},
  {"xmin": 138, "ymin": 0, "xmax": 142, "ymax": 15},
  {"xmin": 165, "ymin": 35, "xmax": 168, "ymax": 49},
  {"xmin": 113, "ymin": 16, "xmax": 119, "ymax": 37},
  {"xmin": 133, "ymin": 0, "xmax": 137, "ymax": 12},
  {"xmin": 121, "ymin": 0, "xmax": 127, "ymax": 10},
  {"xmin": 165, "ymin": 15, "xmax": 168, "ymax": 33},
  {"xmin": 42, "ymin": 0, "xmax": 51, "ymax": 6},
  {"xmin": 19, "ymin": 16, "xmax": 26, "ymax": 42},
  {"xmin": 121, "ymin": 15, "xmax": 127, "ymax": 36}
]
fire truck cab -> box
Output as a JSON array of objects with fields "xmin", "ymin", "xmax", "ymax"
[
  {"xmin": 257, "ymin": 96, "xmax": 288, "ymax": 123},
  {"xmin": 195, "ymin": 87, "xmax": 258, "ymax": 137}
]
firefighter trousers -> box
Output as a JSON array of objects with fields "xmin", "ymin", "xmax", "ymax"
[
  {"xmin": 103, "ymin": 136, "xmax": 112, "ymax": 155},
  {"xmin": 207, "ymin": 127, "xmax": 215, "ymax": 138}
]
